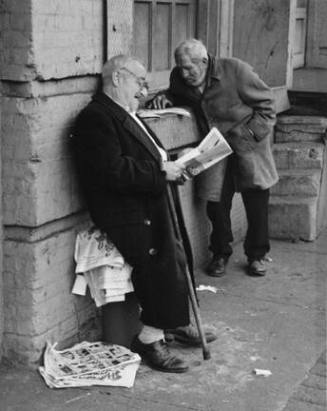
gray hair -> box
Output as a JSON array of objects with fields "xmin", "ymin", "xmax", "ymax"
[
  {"xmin": 174, "ymin": 39, "xmax": 208, "ymax": 62},
  {"xmin": 102, "ymin": 55, "xmax": 143, "ymax": 86}
]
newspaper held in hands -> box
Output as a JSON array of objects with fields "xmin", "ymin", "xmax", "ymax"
[{"xmin": 175, "ymin": 127, "xmax": 233, "ymax": 179}]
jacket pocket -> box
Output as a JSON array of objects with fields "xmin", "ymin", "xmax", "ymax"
[
  {"xmin": 246, "ymin": 117, "xmax": 271, "ymax": 142},
  {"xmin": 227, "ymin": 122, "xmax": 256, "ymax": 153}
]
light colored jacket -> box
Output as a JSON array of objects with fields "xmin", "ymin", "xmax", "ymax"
[{"xmin": 168, "ymin": 56, "xmax": 279, "ymax": 200}]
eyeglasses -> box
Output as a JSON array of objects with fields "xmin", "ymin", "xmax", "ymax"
[{"xmin": 119, "ymin": 67, "xmax": 149, "ymax": 90}]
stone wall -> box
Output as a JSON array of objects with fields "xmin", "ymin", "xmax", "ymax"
[
  {"xmin": 0, "ymin": 0, "xmax": 121, "ymax": 366},
  {"xmin": 0, "ymin": 0, "xmax": 246, "ymax": 365}
]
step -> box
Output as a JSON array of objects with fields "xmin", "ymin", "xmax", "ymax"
[
  {"xmin": 275, "ymin": 115, "xmax": 327, "ymax": 143},
  {"xmin": 271, "ymin": 169, "xmax": 322, "ymax": 197},
  {"xmin": 273, "ymin": 142, "xmax": 325, "ymax": 170},
  {"xmin": 269, "ymin": 196, "xmax": 317, "ymax": 241}
]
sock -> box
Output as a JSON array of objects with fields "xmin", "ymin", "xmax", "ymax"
[{"xmin": 138, "ymin": 325, "xmax": 164, "ymax": 344}]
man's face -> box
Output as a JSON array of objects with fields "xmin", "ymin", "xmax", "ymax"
[
  {"xmin": 176, "ymin": 54, "xmax": 208, "ymax": 88},
  {"xmin": 117, "ymin": 61, "xmax": 148, "ymax": 112}
]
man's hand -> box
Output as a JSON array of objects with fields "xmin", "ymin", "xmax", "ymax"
[
  {"xmin": 147, "ymin": 93, "xmax": 173, "ymax": 109},
  {"xmin": 162, "ymin": 161, "xmax": 185, "ymax": 182}
]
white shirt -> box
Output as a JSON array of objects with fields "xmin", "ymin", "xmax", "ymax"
[{"xmin": 129, "ymin": 111, "xmax": 168, "ymax": 162}]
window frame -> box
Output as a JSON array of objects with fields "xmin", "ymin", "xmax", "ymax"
[{"xmin": 133, "ymin": 0, "xmax": 198, "ymax": 91}]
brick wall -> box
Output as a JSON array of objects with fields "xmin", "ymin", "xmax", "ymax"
[{"xmin": 0, "ymin": 0, "xmax": 246, "ymax": 366}]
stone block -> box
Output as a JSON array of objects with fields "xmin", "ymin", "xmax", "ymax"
[
  {"xmin": 31, "ymin": 0, "xmax": 103, "ymax": 79},
  {"xmin": 275, "ymin": 116, "xmax": 327, "ymax": 143},
  {"xmin": 0, "ymin": 0, "xmax": 103, "ymax": 81},
  {"xmin": 2, "ymin": 219, "xmax": 100, "ymax": 365},
  {"xmin": 106, "ymin": 0, "xmax": 134, "ymax": 56},
  {"xmin": 3, "ymin": 308, "xmax": 100, "ymax": 366},
  {"xmin": 271, "ymin": 170, "xmax": 322, "ymax": 197},
  {"xmin": 269, "ymin": 196, "xmax": 317, "ymax": 241},
  {"xmin": 273, "ymin": 143, "xmax": 324, "ymax": 170},
  {"xmin": 2, "ymin": 94, "xmax": 91, "ymax": 226}
]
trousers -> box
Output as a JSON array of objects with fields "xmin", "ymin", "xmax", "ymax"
[{"xmin": 206, "ymin": 161, "xmax": 270, "ymax": 262}]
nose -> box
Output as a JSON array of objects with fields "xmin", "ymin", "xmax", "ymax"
[
  {"xmin": 139, "ymin": 86, "xmax": 148, "ymax": 98},
  {"xmin": 181, "ymin": 69, "xmax": 189, "ymax": 78}
]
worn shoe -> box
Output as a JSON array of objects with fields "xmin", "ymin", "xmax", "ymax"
[
  {"xmin": 206, "ymin": 256, "xmax": 227, "ymax": 277},
  {"xmin": 248, "ymin": 259, "xmax": 267, "ymax": 276},
  {"xmin": 165, "ymin": 324, "xmax": 217, "ymax": 347},
  {"xmin": 131, "ymin": 338, "xmax": 189, "ymax": 373}
]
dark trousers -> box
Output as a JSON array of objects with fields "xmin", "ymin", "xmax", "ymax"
[{"xmin": 206, "ymin": 165, "xmax": 270, "ymax": 262}]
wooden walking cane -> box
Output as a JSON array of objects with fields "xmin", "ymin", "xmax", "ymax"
[{"xmin": 167, "ymin": 185, "xmax": 211, "ymax": 360}]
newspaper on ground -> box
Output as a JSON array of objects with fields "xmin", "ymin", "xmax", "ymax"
[
  {"xmin": 39, "ymin": 341, "xmax": 141, "ymax": 389},
  {"xmin": 175, "ymin": 127, "xmax": 233, "ymax": 180}
]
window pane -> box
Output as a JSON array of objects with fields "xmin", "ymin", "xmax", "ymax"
[
  {"xmin": 134, "ymin": 2, "xmax": 151, "ymax": 69},
  {"xmin": 153, "ymin": 3, "xmax": 171, "ymax": 70},
  {"xmin": 175, "ymin": 4, "xmax": 190, "ymax": 48}
]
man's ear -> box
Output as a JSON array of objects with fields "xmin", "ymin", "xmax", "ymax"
[{"xmin": 112, "ymin": 70, "xmax": 120, "ymax": 86}]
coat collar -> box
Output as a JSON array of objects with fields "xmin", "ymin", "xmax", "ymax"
[
  {"xmin": 92, "ymin": 93, "xmax": 163, "ymax": 163},
  {"xmin": 206, "ymin": 54, "xmax": 223, "ymax": 87}
]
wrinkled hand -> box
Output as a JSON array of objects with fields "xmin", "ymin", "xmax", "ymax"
[
  {"xmin": 147, "ymin": 93, "xmax": 173, "ymax": 109},
  {"xmin": 162, "ymin": 161, "xmax": 185, "ymax": 182}
]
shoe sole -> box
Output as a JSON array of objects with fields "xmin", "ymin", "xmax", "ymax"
[
  {"xmin": 207, "ymin": 271, "xmax": 225, "ymax": 278},
  {"xmin": 142, "ymin": 358, "xmax": 189, "ymax": 373},
  {"xmin": 247, "ymin": 269, "xmax": 266, "ymax": 276}
]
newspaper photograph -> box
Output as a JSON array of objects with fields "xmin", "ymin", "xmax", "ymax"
[{"xmin": 175, "ymin": 127, "xmax": 233, "ymax": 179}]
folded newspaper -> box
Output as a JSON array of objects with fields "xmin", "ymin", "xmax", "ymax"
[
  {"xmin": 175, "ymin": 127, "xmax": 233, "ymax": 179},
  {"xmin": 137, "ymin": 107, "xmax": 191, "ymax": 118},
  {"xmin": 39, "ymin": 341, "xmax": 141, "ymax": 389}
]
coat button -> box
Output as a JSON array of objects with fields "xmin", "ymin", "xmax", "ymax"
[
  {"xmin": 148, "ymin": 248, "xmax": 158, "ymax": 256},
  {"xmin": 144, "ymin": 219, "xmax": 151, "ymax": 226}
]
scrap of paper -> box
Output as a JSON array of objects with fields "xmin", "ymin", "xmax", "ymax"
[
  {"xmin": 196, "ymin": 285, "xmax": 218, "ymax": 293},
  {"xmin": 253, "ymin": 368, "xmax": 272, "ymax": 377}
]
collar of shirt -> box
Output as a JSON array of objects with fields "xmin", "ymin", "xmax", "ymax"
[{"xmin": 128, "ymin": 112, "xmax": 168, "ymax": 162}]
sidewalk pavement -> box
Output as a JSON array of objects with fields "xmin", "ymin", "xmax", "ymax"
[{"xmin": 1, "ymin": 229, "xmax": 326, "ymax": 411}]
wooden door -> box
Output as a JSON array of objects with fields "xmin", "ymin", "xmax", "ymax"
[
  {"xmin": 232, "ymin": 0, "xmax": 292, "ymax": 112},
  {"xmin": 307, "ymin": 0, "xmax": 327, "ymax": 68}
]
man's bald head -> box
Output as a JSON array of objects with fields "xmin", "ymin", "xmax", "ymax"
[
  {"xmin": 174, "ymin": 39, "xmax": 208, "ymax": 64},
  {"xmin": 102, "ymin": 55, "xmax": 145, "ymax": 88}
]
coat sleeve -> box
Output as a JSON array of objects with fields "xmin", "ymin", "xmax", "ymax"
[
  {"xmin": 73, "ymin": 107, "xmax": 167, "ymax": 196},
  {"xmin": 236, "ymin": 60, "xmax": 276, "ymax": 141}
]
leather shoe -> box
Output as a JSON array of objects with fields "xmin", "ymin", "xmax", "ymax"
[
  {"xmin": 131, "ymin": 337, "xmax": 189, "ymax": 373},
  {"xmin": 248, "ymin": 259, "xmax": 267, "ymax": 276},
  {"xmin": 165, "ymin": 324, "xmax": 217, "ymax": 347},
  {"xmin": 206, "ymin": 256, "xmax": 226, "ymax": 277}
]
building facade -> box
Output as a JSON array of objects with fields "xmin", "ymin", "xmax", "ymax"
[{"xmin": 0, "ymin": 0, "xmax": 326, "ymax": 365}]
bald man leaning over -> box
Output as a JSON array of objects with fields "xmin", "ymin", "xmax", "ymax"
[
  {"xmin": 150, "ymin": 39, "xmax": 278, "ymax": 278},
  {"xmin": 72, "ymin": 55, "xmax": 216, "ymax": 373}
]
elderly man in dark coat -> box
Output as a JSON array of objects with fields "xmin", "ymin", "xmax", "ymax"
[
  {"xmin": 150, "ymin": 39, "xmax": 278, "ymax": 277},
  {"xmin": 72, "ymin": 54, "xmax": 216, "ymax": 373}
]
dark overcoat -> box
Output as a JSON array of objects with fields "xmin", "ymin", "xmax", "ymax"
[
  {"xmin": 72, "ymin": 93, "xmax": 191, "ymax": 329},
  {"xmin": 167, "ymin": 56, "xmax": 279, "ymax": 200}
]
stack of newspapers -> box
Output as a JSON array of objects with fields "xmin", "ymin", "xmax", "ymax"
[
  {"xmin": 39, "ymin": 341, "xmax": 141, "ymax": 388},
  {"xmin": 72, "ymin": 227, "xmax": 134, "ymax": 306}
]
